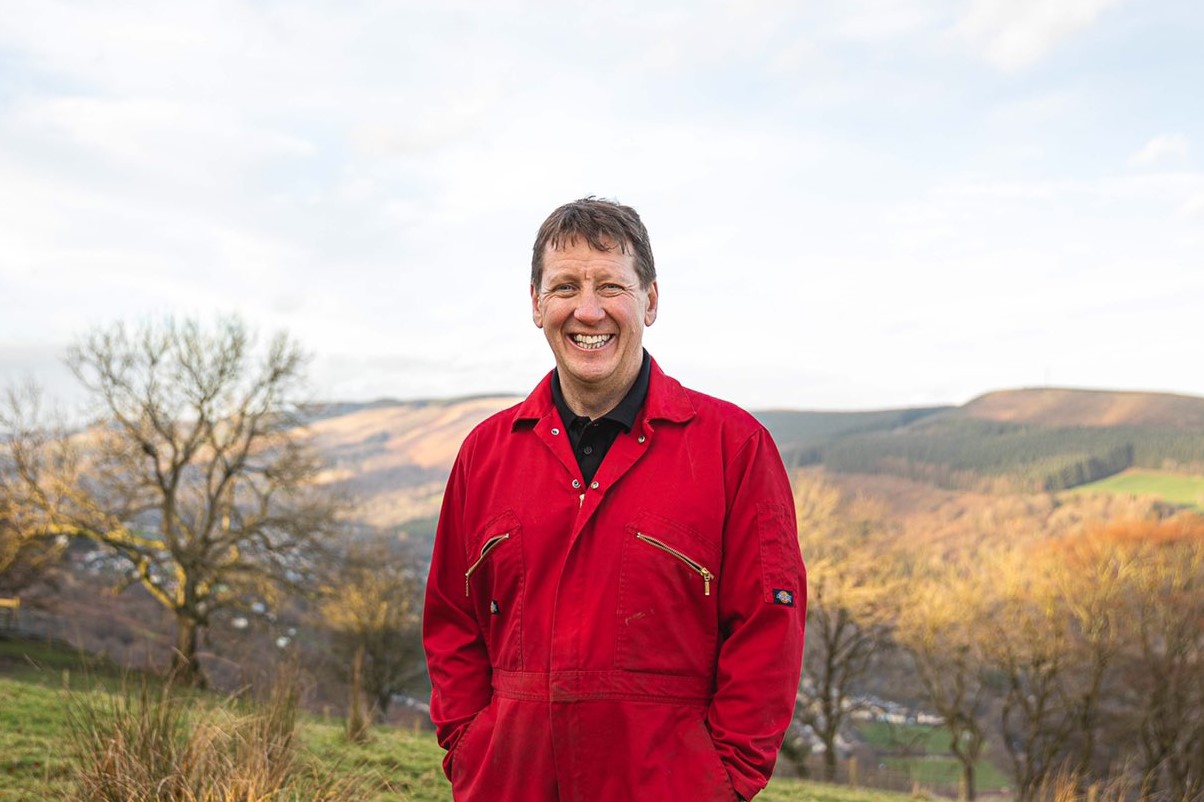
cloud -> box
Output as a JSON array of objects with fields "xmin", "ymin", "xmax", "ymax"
[
  {"xmin": 1177, "ymin": 193, "xmax": 1204, "ymax": 221},
  {"xmin": 1130, "ymin": 134, "xmax": 1190, "ymax": 168},
  {"xmin": 829, "ymin": 0, "xmax": 939, "ymax": 43},
  {"xmin": 1, "ymin": 0, "xmax": 1201, "ymax": 411},
  {"xmin": 954, "ymin": 0, "xmax": 1128, "ymax": 71}
]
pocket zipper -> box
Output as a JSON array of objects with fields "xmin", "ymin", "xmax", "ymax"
[
  {"xmin": 635, "ymin": 533, "xmax": 716, "ymax": 596},
  {"xmin": 465, "ymin": 533, "xmax": 510, "ymax": 597}
]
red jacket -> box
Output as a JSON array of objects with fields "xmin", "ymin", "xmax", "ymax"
[{"xmin": 423, "ymin": 359, "xmax": 806, "ymax": 801}]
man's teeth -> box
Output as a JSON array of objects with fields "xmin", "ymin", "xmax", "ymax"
[{"xmin": 572, "ymin": 334, "xmax": 612, "ymax": 350}]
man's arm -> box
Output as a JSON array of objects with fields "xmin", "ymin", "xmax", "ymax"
[
  {"xmin": 708, "ymin": 426, "xmax": 807, "ymax": 802},
  {"xmin": 422, "ymin": 452, "xmax": 493, "ymax": 780}
]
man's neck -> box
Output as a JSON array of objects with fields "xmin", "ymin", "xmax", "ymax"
[{"xmin": 558, "ymin": 365, "xmax": 640, "ymax": 420}]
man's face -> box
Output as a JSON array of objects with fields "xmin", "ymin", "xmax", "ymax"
[{"xmin": 531, "ymin": 239, "xmax": 658, "ymax": 404}]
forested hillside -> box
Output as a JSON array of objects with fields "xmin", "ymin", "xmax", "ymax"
[
  {"xmin": 763, "ymin": 389, "xmax": 1204, "ymax": 494},
  {"xmin": 304, "ymin": 387, "xmax": 1204, "ymax": 547}
]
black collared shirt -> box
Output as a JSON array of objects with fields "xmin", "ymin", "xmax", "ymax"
[{"xmin": 551, "ymin": 350, "xmax": 651, "ymax": 485}]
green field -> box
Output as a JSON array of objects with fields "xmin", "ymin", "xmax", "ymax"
[
  {"xmin": 1072, "ymin": 469, "xmax": 1204, "ymax": 507},
  {"xmin": 880, "ymin": 757, "xmax": 1010, "ymax": 792},
  {"xmin": 1, "ymin": 636, "xmax": 907, "ymax": 802},
  {"xmin": 855, "ymin": 721, "xmax": 1011, "ymax": 793}
]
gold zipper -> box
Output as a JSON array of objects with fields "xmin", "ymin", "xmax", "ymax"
[
  {"xmin": 635, "ymin": 533, "xmax": 716, "ymax": 596},
  {"xmin": 465, "ymin": 533, "xmax": 510, "ymax": 597}
]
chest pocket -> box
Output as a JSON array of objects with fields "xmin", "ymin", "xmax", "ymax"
[
  {"xmin": 615, "ymin": 512, "xmax": 720, "ymax": 676},
  {"xmin": 465, "ymin": 510, "xmax": 524, "ymax": 671}
]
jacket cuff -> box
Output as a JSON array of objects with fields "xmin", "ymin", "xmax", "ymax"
[{"xmin": 728, "ymin": 767, "xmax": 764, "ymax": 801}]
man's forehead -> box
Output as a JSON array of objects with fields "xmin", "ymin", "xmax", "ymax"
[
  {"xmin": 544, "ymin": 232, "xmax": 628, "ymax": 254},
  {"xmin": 542, "ymin": 245, "xmax": 635, "ymax": 275}
]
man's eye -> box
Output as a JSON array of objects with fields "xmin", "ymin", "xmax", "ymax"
[
  {"xmin": 599, "ymin": 284, "xmax": 624, "ymax": 295},
  {"xmin": 551, "ymin": 284, "xmax": 576, "ymax": 295}
]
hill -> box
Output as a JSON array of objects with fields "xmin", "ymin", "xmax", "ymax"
[
  {"xmin": 804, "ymin": 388, "xmax": 1204, "ymax": 493},
  {"xmin": 953, "ymin": 387, "xmax": 1204, "ymax": 428},
  {"xmin": 752, "ymin": 406, "xmax": 949, "ymax": 457},
  {"xmin": 307, "ymin": 395, "xmax": 518, "ymax": 531},
  {"xmin": 303, "ymin": 387, "xmax": 1204, "ymax": 541}
]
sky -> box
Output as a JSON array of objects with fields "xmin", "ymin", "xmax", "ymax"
[{"xmin": 1, "ymin": 0, "xmax": 1202, "ymax": 412}]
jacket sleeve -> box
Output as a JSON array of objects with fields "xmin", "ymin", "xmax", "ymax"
[
  {"xmin": 422, "ymin": 445, "xmax": 493, "ymax": 780},
  {"xmin": 708, "ymin": 426, "xmax": 806, "ymax": 802}
]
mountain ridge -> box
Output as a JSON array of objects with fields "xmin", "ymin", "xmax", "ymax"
[
  {"xmin": 952, "ymin": 387, "xmax": 1204, "ymax": 429},
  {"xmin": 305, "ymin": 386, "xmax": 1204, "ymax": 535}
]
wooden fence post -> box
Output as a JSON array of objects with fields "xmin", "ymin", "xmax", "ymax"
[{"xmin": 848, "ymin": 756, "xmax": 859, "ymax": 789}]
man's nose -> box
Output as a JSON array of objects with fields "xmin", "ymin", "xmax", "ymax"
[{"xmin": 573, "ymin": 287, "xmax": 605, "ymax": 323}]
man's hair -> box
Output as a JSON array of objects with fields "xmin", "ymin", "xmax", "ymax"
[{"xmin": 531, "ymin": 197, "xmax": 656, "ymax": 289}]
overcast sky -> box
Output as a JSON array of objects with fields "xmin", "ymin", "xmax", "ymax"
[{"xmin": 1, "ymin": 0, "xmax": 1201, "ymax": 412}]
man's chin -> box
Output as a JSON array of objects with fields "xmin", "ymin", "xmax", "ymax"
[{"xmin": 558, "ymin": 353, "xmax": 616, "ymax": 379}]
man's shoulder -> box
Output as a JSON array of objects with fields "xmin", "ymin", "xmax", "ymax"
[{"xmin": 664, "ymin": 374, "xmax": 769, "ymax": 441}]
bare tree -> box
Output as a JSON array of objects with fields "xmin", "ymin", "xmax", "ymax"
[
  {"xmin": 793, "ymin": 472, "xmax": 900, "ymax": 781},
  {"xmin": 2, "ymin": 317, "xmax": 337, "ymax": 686},
  {"xmin": 318, "ymin": 533, "xmax": 425, "ymax": 724},
  {"xmin": 980, "ymin": 548, "xmax": 1078, "ymax": 802},
  {"xmin": 1041, "ymin": 524, "xmax": 1138, "ymax": 782},
  {"xmin": 895, "ymin": 561, "xmax": 992, "ymax": 801},
  {"xmin": 0, "ymin": 385, "xmax": 69, "ymax": 596},
  {"xmin": 1107, "ymin": 517, "xmax": 1204, "ymax": 801},
  {"xmin": 0, "ymin": 498, "xmax": 67, "ymax": 598}
]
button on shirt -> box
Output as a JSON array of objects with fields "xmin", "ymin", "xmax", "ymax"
[{"xmin": 551, "ymin": 351, "xmax": 651, "ymax": 486}]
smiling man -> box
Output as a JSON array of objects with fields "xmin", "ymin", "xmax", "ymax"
[{"xmin": 423, "ymin": 197, "xmax": 806, "ymax": 801}]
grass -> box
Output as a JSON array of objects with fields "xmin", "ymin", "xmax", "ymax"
[
  {"xmin": 881, "ymin": 756, "xmax": 1011, "ymax": 792},
  {"xmin": 757, "ymin": 780, "xmax": 908, "ymax": 802},
  {"xmin": 1072, "ymin": 469, "xmax": 1204, "ymax": 508},
  {"xmin": 857, "ymin": 720, "xmax": 949, "ymax": 753},
  {"xmin": 855, "ymin": 721, "xmax": 1011, "ymax": 793},
  {"xmin": 1, "ymin": 635, "xmax": 911, "ymax": 802}
]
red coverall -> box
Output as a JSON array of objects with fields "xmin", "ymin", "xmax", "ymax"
[{"xmin": 423, "ymin": 359, "xmax": 806, "ymax": 801}]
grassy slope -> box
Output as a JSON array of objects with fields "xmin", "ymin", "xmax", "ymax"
[
  {"xmin": 0, "ymin": 639, "xmax": 96, "ymax": 800},
  {"xmin": 1072, "ymin": 469, "xmax": 1204, "ymax": 508},
  {"xmin": 1, "ymin": 637, "xmax": 906, "ymax": 802}
]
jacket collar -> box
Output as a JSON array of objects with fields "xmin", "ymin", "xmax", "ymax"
[{"xmin": 511, "ymin": 355, "xmax": 695, "ymax": 430}]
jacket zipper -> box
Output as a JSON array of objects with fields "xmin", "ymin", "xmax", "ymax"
[
  {"xmin": 635, "ymin": 533, "xmax": 716, "ymax": 596},
  {"xmin": 465, "ymin": 533, "xmax": 510, "ymax": 597}
]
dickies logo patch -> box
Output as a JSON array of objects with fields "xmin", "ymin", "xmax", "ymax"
[
  {"xmin": 773, "ymin": 589, "xmax": 796, "ymax": 607},
  {"xmin": 490, "ymin": 600, "xmax": 500, "ymax": 615}
]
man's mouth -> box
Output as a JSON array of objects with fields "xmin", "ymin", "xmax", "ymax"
[{"xmin": 570, "ymin": 334, "xmax": 614, "ymax": 350}]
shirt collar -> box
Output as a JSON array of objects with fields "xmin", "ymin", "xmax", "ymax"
[
  {"xmin": 551, "ymin": 349, "xmax": 651, "ymax": 432},
  {"xmin": 510, "ymin": 352, "xmax": 694, "ymax": 430}
]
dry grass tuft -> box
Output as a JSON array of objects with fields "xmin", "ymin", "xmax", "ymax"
[
  {"xmin": 1033, "ymin": 770, "xmax": 1136, "ymax": 802},
  {"xmin": 66, "ymin": 669, "xmax": 368, "ymax": 801}
]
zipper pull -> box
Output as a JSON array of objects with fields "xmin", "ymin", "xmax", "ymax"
[
  {"xmin": 579, "ymin": 493, "xmax": 585, "ymax": 508},
  {"xmin": 703, "ymin": 570, "xmax": 714, "ymax": 596},
  {"xmin": 465, "ymin": 576, "xmax": 470, "ymax": 597}
]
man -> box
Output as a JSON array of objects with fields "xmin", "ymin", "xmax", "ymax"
[{"xmin": 423, "ymin": 197, "xmax": 806, "ymax": 801}]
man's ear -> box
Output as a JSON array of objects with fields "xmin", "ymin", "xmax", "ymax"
[
  {"xmin": 531, "ymin": 283, "xmax": 544, "ymax": 328},
  {"xmin": 644, "ymin": 280, "xmax": 658, "ymax": 326}
]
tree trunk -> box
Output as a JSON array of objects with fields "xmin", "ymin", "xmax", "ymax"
[
  {"xmin": 375, "ymin": 688, "xmax": 392, "ymax": 723},
  {"xmin": 348, "ymin": 644, "xmax": 371, "ymax": 744},
  {"xmin": 171, "ymin": 615, "xmax": 206, "ymax": 688},
  {"xmin": 823, "ymin": 741, "xmax": 837, "ymax": 782}
]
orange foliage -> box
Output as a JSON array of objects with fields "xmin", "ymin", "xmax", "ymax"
[{"xmin": 1044, "ymin": 513, "xmax": 1204, "ymax": 566}]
